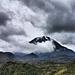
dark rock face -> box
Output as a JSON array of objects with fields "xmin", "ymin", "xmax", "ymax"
[
  {"xmin": 52, "ymin": 40, "xmax": 74, "ymax": 53},
  {"xmin": 29, "ymin": 36, "xmax": 50, "ymax": 44},
  {"xmin": 52, "ymin": 40, "xmax": 62, "ymax": 49}
]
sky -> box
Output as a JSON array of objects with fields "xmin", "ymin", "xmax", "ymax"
[{"xmin": 0, "ymin": 0, "xmax": 75, "ymax": 53}]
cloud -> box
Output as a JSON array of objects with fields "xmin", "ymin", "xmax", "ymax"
[
  {"xmin": 20, "ymin": 0, "xmax": 75, "ymax": 33},
  {"xmin": 20, "ymin": 0, "xmax": 46, "ymax": 10},
  {"xmin": 43, "ymin": 0, "xmax": 75, "ymax": 33},
  {"xmin": 50, "ymin": 32, "xmax": 75, "ymax": 44},
  {"xmin": 0, "ymin": 0, "xmax": 46, "ymax": 53},
  {"xmin": 0, "ymin": 12, "xmax": 10, "ymax": 26},
  {"xmin": 20, "ymin": 0, "xmax": 55, "ymax": 13},
  {"xmin": 46, "ymin": 12, "xmax": 75, "ymax": 33}
]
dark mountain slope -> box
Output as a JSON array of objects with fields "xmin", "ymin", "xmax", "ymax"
[{"xmin": 0, "ymin": 52, "xmax": 14, "ymax": 63}]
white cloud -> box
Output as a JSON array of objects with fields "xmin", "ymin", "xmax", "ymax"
[{"xmin": 0, "ymin": 0, "xmax": 47, "ymax": 53}]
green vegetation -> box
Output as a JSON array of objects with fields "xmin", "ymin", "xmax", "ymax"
[{"xmin": 0, "ymin": 62, "xmax": 75, "ymax": 75}]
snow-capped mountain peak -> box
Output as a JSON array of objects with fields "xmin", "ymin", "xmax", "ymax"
[
  {"xmin": 29, "ymin": 36, "xmax": 54, "ymax": 53},
  {"xmin": 29, "ymin": 36, "xmax": 51, "ymax": 45},
  {"xmin": 29, "ymin": 36, "xmax": 74, "ymax": 52},
  {"xmin": 29, "ymin": 36, "xmax": 63, "ymax": 50}
]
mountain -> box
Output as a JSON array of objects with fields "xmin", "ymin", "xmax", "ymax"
[
  {"xmin": 14, "ymin": 52, "xmax": 27, "ymax": 58},
  {"xmin": 14, "ymin": 52, "xmax": 38, "ymax": 62},
  {"xmin": 25, "ymin": 53, "xmax": 38, "ymax": 58},
  {"xmin": 2, "ymin": 36, "xmax": 74, "ymax": 63},
  {"xmin": 0, "ymin": 52, "xmax": 14, "ymax": 63},
  {"xmin": 29, "ymin": 36, "xmax": 75, "ymax": 63},
  {"xmin": 29, "ymin": 36, "xmax": 50, "ymax": 44}
]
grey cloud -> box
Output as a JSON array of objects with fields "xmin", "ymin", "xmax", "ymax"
[
  {"xmin": 46, "ymin": 12, "xmax": 75, "ymax": 33},
  {"xmin": 0, "ymin": 26, "xmax": 27, "ymax": 41},
  {"xmin": 20, "ymin": 0, "xmax": 75, "ymax": 33},
  {"xmin": 50, "ymin": 1, "xmax": 70, "ymax": 12},
  {"xmin": 20, "ymin": 0, "xmax": 71, "ymax": 13},
  {"xmin": 5, "ymin": 1, "xmax": 75, "ymax": 33},
  {"xmin": 19, "ymin": 0, "xmax": 55, "ymax": 13},
  {"xmin": 0, "ymin": 12, "xmax": 10, "ymax": 26},
  {"xmin": 43, "ymin": 0, "xmax": 75, "ymax": 33},
  {"xmin": 20, "ymin": 0, "xmax": 45, "ymax": 9}
]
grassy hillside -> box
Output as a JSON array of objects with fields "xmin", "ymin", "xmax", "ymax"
[{"xmin": 0, "ymin": 62, "xmax": 75, "ymax": 75}]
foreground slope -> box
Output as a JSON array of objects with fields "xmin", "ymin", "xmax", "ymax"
[{"xmin": 0, "ymin": 62, "xmax": 75, "ymax": 75}]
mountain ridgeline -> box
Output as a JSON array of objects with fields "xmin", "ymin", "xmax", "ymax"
[{"xmin": 0, "ymin": 36, "xmax": 75, "ymax": 63}]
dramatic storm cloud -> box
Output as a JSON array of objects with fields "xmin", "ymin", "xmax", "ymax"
[
  {"xmin": 20, "ymin": 0, "xmax": 75, "ymax": 33},
  {"xmin": 0, "ymin": 0, "xmax": 75, "ymax": 53}
]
